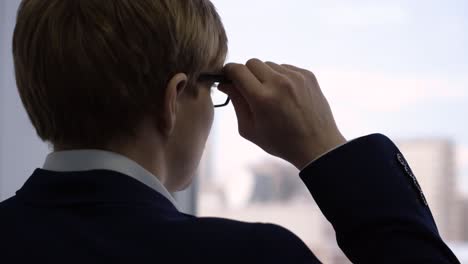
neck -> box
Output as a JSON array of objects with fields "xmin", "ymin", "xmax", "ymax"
[
  {"xmin": 105, "ymin": 136, "xmax": 168, "ymax": 186},
  {"xmin": 54, "ymin": 129, "xmax": 169, "ymax": 188}
]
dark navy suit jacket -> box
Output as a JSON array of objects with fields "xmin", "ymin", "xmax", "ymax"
[{"xmin": 0, "ymin": 134, "xmax": 460, "ymax": 263}]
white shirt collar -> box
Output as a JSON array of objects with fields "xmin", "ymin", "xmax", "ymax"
[{"xmin": 42, "ymin": 149, "xmax": 179, "ymax": 210}]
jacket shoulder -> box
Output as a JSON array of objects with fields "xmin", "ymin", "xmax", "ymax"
[{"xmin": 177, "ymin": 216, "xmax": 321, "ymax": 263}]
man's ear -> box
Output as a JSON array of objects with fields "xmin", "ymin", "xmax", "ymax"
[{"xmin": 160, "ymin": 73, "xmax": 188, "ymax": 137}]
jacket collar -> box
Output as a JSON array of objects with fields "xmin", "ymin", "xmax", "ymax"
[
  {"xmin": 42, "ymin": 149, "xmax": 179, "ymax": 209},
  {"xmin": 16, "ymin": 169, "xmax": 179, "ymax": 214}
]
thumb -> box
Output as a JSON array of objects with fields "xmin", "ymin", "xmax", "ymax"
[{"xmin": 218, "ymin": 83, "xmax": 254, "ymax": 137}]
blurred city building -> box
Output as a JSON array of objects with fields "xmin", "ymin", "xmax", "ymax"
[
  {"xmin": 455, "ymin": 196, "xmax": 468, "ymax": 242},
  {"xmin": 198, "ymin": 137, "xmax": 466, "ymax": 263},
  {"xmin": 395, "ymin": 139, "xmax": 459, "ymax": 241},
  {"xmin": 198, "ymin": 155, "xmax": 351, "ymax": 263}
]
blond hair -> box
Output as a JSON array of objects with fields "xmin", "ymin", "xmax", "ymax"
[{"xmin": 13, "ymin": 0, "xmax": 228, "ymax": 147}]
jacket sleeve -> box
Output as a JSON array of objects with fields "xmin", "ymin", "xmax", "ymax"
[{"xmin": 299, "ymin": 133, "xmax": 460, "ymax": 264}]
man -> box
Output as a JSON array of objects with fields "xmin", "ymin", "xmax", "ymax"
[{"xmin": 0, "ymin": 0, "xmax": 460, "ymax": 263}]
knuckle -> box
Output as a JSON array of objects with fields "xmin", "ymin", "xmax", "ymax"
[
  {"xmin": 246, "ymin": 58, "xmax": 261, "ymax": 68},
  {"xmin": 224, "ymin": 62, "xmax": 236, "ymax": 68},
  {"xmin": 273, "ymin": 73, "xmax": 293, "ymax": 88},
  {"xmin": 223, "ymin": 63, "xmax": 241, "ymax": 74},
  {"xmin": 304, "ymin": 69, "xmax": 317, "ymax": 81},
  {"xmin": 281, "ymin": 64, "xmax": 315, "ymax": 78},
  {"xmin": 290, "ymin": 71, "xmax": 306, "ymax": 83},
  {"xmin": 280, "ymin": 63, "xmax": 297, "ymax": 71}
]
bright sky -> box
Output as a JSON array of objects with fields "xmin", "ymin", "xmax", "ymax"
[{"xmin": 208, "ymin": 0, "xmax": 468, "ymax": 194}]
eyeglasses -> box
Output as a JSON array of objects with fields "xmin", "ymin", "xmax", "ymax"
[{"xmin": 198, "ymin": 73, "xmax": 231, "ymax": 108}]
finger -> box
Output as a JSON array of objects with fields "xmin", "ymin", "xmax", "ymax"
[
  {"xmin": 281, "ymin": 64, "xmax": 311, "ymax": 75},
  {"xmin": 267, "ymin": 61, "xmax": 307, "ymax": 85},
  {"xmin": 281, "ymin": 63, "xmax": 317, "ymax": 82},
  {"xmin": 245, "ymin": 58, "xmax": 277, "ymax": 83},
  {"xmin": 222, "ymin": 62, "xmax": 264, "ymax": 104},
  {"xmin": 218, "ymin": 83, "xmax": 254, "ymax": 137},
  {"xmin": 265, "ymin": 61, "xmax": 290, "ymax": 75}
]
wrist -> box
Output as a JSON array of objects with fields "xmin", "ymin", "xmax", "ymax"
[{"xmin": 292, "ymin": 134, "xmax": 347, "ymax": 170}]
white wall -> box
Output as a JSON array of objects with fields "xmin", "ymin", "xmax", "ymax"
[{"xmin": 0, "ymin": 0, "xmax": 49, "ymax": 200}]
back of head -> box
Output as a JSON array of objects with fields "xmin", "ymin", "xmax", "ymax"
[{"xmin": 13, "ymin": 0, "xmax": 228, "ymax": 148}]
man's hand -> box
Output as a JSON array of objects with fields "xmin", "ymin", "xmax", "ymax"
[{"xmin": 219, "ymin": 59, "xmax": 347, "ymax": 170}]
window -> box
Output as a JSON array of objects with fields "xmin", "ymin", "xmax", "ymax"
[
  {"xmin": 197, "ymin": 1, "xmax": 468, "ymax": 263},
  {"xmin": 0, "ymin": 1, "xmax": 466, "ymax": 262}
]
